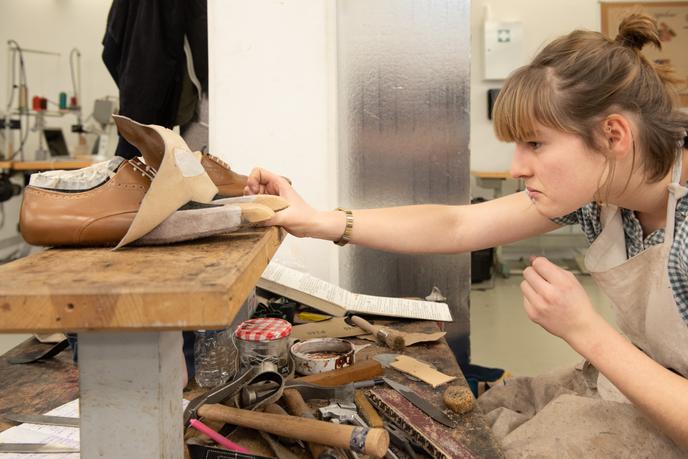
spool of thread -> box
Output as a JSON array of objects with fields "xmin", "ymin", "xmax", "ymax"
[
  {"xmin": 18, "ymin": 84, "xmax": 28, "ymax": 111},
  {"xmin": 69, "ymin": 96, "xmax": 78, "ymax": 109},
  {"xmin": 40, "ymin": 98, "xmax": 48, "ymax": 111},
  {"xmin": 59, "ymin": 92, "xmax": 68, "ymax": 110},
  {"xmin": 32, "ymin": 96, "xmax": 42, "ymax": 112}
]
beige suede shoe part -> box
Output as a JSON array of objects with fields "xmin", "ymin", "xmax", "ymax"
[{"xmin": 113, "ymin": 114, "xmax": 249, "ymax": 197}]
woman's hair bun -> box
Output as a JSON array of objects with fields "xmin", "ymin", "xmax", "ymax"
[{"xmin": 615, "ymin": 12, "xmax": 661, "ymax": 51}]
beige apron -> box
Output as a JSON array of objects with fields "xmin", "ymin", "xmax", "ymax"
[{"xmin": 478, "ymin": 154, "xmax": 688, "ymax": 458}]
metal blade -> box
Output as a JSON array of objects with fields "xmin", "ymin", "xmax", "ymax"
[
  {"xmin": 0, "ymin": 443, "xmax": 79, "ymax": 453},
  {"xmin": 382, "ymin": 377, "xmax": 456, "ymax": 428},
  {"xmin": 2, "ymin": 413, "xmax": 79, "ymax": 427}
]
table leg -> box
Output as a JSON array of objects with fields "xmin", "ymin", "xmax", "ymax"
[{"xmin": 79, "ymin": 331, "xmax": 184, "ymax": 458}]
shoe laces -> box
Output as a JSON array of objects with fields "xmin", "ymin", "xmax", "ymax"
[{"xmin": 129, "ymin": 158, "xmax": 157, "ymax": 180}]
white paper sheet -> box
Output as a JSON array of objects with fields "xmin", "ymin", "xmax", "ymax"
[{"xmin": 0, "ymin": 399, "xmax": 191, "ymax": 458}]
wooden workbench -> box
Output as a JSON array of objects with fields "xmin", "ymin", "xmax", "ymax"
[{"xmin": 0, "ymin": 228, "xmax": 282, "ymax": 458}]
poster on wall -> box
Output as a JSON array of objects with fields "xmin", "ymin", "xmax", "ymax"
[{"xmin": 601, "ymin": 2, "xmax": 688, "ymax": 106}]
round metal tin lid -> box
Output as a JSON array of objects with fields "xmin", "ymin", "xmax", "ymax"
[{"xmin": 234, "ymin": 318, "xmax": 292, "ymax": 341}]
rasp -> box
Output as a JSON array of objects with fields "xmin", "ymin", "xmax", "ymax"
[
  {"xmin": 0, "ymin": 443, "xmax": 79, "ymax": 453},
  {"xmin": 2, "ymin": 413, "xmax": 79, "ymax": 427},
  {"xmin": 382, "ymin": 377, "xmax": 456, "ymax": 428}
]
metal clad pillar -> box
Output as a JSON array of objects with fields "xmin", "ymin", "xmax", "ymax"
[{"xmin": 336, "ymin": 0, "xmax": 471, "ymax": 362}]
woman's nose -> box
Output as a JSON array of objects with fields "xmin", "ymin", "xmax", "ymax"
[{"xmin": 510, "ymin": 145, "xmax": 532, "ymax": 179}]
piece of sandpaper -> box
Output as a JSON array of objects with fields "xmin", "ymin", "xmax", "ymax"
[
  {"xmin": 358, "ymin": 330, "xmax": 446, "ymax": 347},
  {"xmin": 391, "ymin": 355, "xmax": 456, "ymax": 388},
  {"xmin": 290, "ymin": 317, "xmax": 363, "ymax": 339}
]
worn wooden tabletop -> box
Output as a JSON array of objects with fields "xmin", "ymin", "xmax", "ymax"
[{"xmin": 0, "ymin": 228, "xmax": 282, "ymax": 332}]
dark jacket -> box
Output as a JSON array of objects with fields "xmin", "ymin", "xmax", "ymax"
[{"xmin": 102, "ymin": 0, "xmax": 207, "ymax": 159}]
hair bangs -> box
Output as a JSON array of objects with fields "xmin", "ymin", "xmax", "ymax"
[{"xmin": 493, "ymin": 66, "xmax": 568, "ymax": 142}]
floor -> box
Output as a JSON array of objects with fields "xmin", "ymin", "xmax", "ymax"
[{"xmin": 470, "ymin": 273, "xmax": 615, "ymax": 376}]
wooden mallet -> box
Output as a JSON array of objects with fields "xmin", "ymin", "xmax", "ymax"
[{"xmin": 197, "ymin": 403, "xmax": 389, "ymax": 458}]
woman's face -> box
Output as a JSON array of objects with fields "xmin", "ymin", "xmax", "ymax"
[{"xmin": 510, "ymin": 124, "xmax": 608, "ymax": 218}]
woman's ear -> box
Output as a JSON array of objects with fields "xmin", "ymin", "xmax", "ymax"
[{"xmin": 602, "ymin": 114, "xmax": 634, "ymax": 160}]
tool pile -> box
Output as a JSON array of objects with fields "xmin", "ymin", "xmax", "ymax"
[
  {"xmin": 178, "ymin": 295, "xmax": 478, "ymax": 459},
  {"xmin": 0, "ymin": 295, "xmax": 476, "ymax": 458}
]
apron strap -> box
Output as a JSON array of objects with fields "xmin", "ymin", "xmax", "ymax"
[{"xmin": 665, "ymin": 151, "xmax": 688, "ymax": 243}]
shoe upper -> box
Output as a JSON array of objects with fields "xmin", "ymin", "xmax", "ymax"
[
  {"xmin": 200, "ymin": 154, "xmax": 248, "ymax": 197},
  {"xmin": 113, "ymin": 116, "xmax": 247, "ymax": 197},
  {"xmin": 20, "ymin": 159, "xmax": 152, "ymax": 246}
]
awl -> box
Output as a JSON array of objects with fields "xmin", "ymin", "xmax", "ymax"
[{"xmin": 382, "ymin": 377, "xmax": 456, "ymax": 428}]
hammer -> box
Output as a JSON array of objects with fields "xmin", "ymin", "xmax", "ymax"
[{"xmin": 197, "ymin": 403, "xmax": 389, "ymax": 458}]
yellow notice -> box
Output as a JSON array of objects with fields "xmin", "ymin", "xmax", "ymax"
[{"xmin": 391, "ymin": 355, "xmax": 456, "ymax": 388}]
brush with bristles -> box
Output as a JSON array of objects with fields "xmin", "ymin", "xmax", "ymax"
[{"xmin": 349, "ymin": 315, "xmax": 406, "ymax": 351}]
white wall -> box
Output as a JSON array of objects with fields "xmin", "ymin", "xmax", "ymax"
[
  {"xmin": 470, "ymin": 0, "xmax": 600, "ymax": 177},
  {"xmin": 209, "ymin": 0, "xmax": 339, "ymax": 282}
]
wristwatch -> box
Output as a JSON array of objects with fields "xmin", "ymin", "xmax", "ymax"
[{"xmin": 334, "ymin": 208, "xmax": 353, "ymax": 246}]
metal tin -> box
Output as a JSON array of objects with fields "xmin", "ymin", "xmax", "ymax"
[{"xmin": 290, "ymin": 338, "xmax": 355, "ymax": 376}]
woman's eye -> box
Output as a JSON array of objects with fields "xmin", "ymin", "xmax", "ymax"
[{"xmin": 528, "ymin": 141, "xmax": 541, "ymax": 150}]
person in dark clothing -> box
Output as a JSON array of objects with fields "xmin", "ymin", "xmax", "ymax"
[{"xmin": 102, "ymin": 0, "xmax": 208, "ymax": 159}]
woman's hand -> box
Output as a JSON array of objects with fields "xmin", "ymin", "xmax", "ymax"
[
  {"xmin": 520, "ymin": 256, "xmax": 605, "ymax": 346},
  {"xmin": 244, "ymin": 167, "xmax": 319, "ymax": 238}
]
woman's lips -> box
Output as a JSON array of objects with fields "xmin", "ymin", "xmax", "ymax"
[{"xmin": 526, "ymin": 187, "xmax": 541, "ymax": 199}]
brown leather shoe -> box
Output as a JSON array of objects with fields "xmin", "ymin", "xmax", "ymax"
[
  {"xmin": 20, "ymin": 158, "xmax": 286, "ymax": 247},
  {"xmin": 113, "ymin": 115, "xmax": 248, "ymax": 197},
  {"xmin": 20, "ymin": 159, "xmax": 152, "ymax": 246}
]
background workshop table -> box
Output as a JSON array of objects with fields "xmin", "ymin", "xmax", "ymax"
[{"xmin": 0, "ymin": 228, "xmax": 282, "ymax": 458}]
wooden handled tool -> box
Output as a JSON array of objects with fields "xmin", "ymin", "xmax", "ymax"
[
  {"xmin": 350, "ymin": 315, "xmax": 405, "ymax": 350},
  {"xmin": 283, "ymin": 389, "xmax": 338, "ymax": 459},
  {"xmin": 197, "ymin": 403, "xmax": 389, "ymax": 458},
  {"xmin": 294, "ymin": 359, "xmax": 384, "ymax": 386},
  {"xmin": 354, "ymin": 390, "xmax": 384, "ymax": 428}
]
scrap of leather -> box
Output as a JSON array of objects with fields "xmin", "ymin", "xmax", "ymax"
[
  {"xmin": 113, "ymin": 114, "xmax": 248, "ymax": 197},
  {"xmin": 115, "ymin": 121, "xmax": 218, "ymax": 248}
]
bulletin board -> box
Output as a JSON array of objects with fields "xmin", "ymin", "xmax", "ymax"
[{"xmin": 601, "ymin": 2, "xmax": 688, "ymax": 106}]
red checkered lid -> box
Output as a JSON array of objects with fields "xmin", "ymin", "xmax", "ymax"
[{"xmin": 234, "ymin": 318, "xmax": 292, "ymax": 342}]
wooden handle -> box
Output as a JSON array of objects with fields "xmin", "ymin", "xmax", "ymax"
[
  {"xmin": 350, "ymin": 315, "xmax": 379, "ymax": 335},
  {"xmin": 350, "ymin": 316, "xmax": 405, "ymax": 350},
  {"xmin": 355, "ymin": 390, "xmax": 384, "ymax": 428},
  {"xmin": 295, "ymin": 359, "xmax": 384, "ymax": 386},
  {"xmin": 198, "ymin": 403, "xmax": 389, "ymax": 458},
  {"xmin": 283, "ymin": 388, "xmax": 313, "ymax": 418},
  {"xmin": 283, "ymin": 389, "xmax": 338, "ymax": 459}
]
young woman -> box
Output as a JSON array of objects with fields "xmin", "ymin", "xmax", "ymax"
[{"xmin": 245, "ymin": 14, "xmax": 688, "ymax": 456}]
